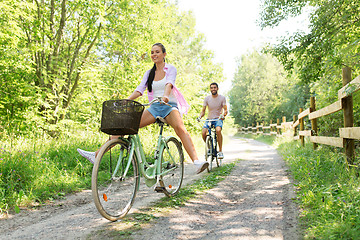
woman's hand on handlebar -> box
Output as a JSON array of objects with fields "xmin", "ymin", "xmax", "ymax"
[
  {"xmin": 147, "ymin": 97, "xmax": 171, "ymax": 106},
  {"xmin": 161, "ymin": 96, "xmax": 169, "ymax": 103}
]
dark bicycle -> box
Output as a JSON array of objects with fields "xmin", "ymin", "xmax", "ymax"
[{"xmin": 198, "ymin": 117, "xmax": 222, "ymax": 171}]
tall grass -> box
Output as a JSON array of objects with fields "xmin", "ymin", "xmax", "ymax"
[
  {"xmin": 275, "ymin": 137, "xmax": 360, "ymax": 239},
  {"xmin": 0, "ymin": 130, "xmax": 106, "ymax": 215}
]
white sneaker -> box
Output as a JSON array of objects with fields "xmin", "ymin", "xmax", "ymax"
[
  {"xmin": 77, "ymin": 148, "xmax": 95, "ymax": 164},
  {"xmin": 194, "ymin": 160, "xmax": 209, "ymax": 174},
  {"xmin": 217, "ymin": 152, "xmax": 224, "ymax": 159}
]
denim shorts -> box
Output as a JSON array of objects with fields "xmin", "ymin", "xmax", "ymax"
[
  {"xmin": 148, "ymin": 101, "xmax": 178, "ymax": 119},
  {"xmin": 203, "ymin": 119, "xmax": 223, "ymax": 129}
]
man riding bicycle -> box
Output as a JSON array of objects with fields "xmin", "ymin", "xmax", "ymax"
[{"xmin": 198, "ymin": 82, "xmax": 228, "ymax": 159}]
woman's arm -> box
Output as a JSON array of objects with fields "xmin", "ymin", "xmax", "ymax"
[
  {"xmin": 162, "ymin": 83, "xmax": 172, "ymax": 103},
  {"xmin": 128, "ymin": 91, "xmax": 142, "ymax": 100}
]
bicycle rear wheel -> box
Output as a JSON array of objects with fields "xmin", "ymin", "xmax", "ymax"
[
  {"xmin": 159, "ymin": 137, "xmax": 184, "ymax": 197},
  {"xmin": 205, "ymin": 136, "xmax": 213, "ymax": 172},
  {"xmin": 92, "ymin": 138, "xmax": 139, "ymax": 221}
]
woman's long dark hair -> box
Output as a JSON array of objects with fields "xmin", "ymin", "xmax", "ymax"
[{"xmin": 146, "ymin": 43, "xmax": 166, "ymax": 92}]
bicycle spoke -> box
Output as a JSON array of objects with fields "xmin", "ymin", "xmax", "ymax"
[
  {"xmin": 205, "ymin": 136, "xmax": 213, "ymax": 171},
  {"xmin": 160, "ymin": 137, "xmax": 184, "ymax": 197},
  {"xmin": 92, "ymin": 139, "xmax": 139, "ymax": 221}
]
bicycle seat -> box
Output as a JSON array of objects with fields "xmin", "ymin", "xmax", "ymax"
[{"xmin": 155, "ymin": 116, "xmax": 168, "ymax": 124}]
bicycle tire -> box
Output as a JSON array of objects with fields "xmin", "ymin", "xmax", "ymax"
[
  {"xmin": 214, "ymin": 139, "xmax": 221, "ymax": 167},
  {"xmin": 159, "ymin": 137, "xmax": 184, "ymax": 197},
  {"xmin": 92, "ymin": 138, "xmax": 139, "ymax": 221},
  {"xmin": 205, "ymin": 136, "xmax": 213, "ymax": 172}
]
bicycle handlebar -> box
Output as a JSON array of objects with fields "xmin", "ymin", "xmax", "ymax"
[
  {"xmin": 197, "ymin": 115, "xmax": 224, "ymax": 122},
  {"xmin": 143, "ymin": 97, "xmax": 172, "ymax": 107}
]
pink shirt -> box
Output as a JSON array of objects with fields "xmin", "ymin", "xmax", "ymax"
[{"xmin": 135, "ymin": 63, "xmax": 190, "ymax": 115}]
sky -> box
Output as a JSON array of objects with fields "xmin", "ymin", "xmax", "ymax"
[{"xmin": 176, "ymin": 0, "xmax": 310, "ymax": 93}]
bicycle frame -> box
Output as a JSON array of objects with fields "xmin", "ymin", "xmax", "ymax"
[
  {"xmin": 92, "ymin": 97, "xmax": 184, "ymax": 221},
  {"xmin": 206, "ymin": 122, "xmax": 218, "ymax": 156},
  {"xmin": 118, "ymin": 122, "xmax": 177, "ymax": 183}
]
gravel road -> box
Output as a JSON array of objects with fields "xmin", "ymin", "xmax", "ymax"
[{"xmin": 0, "ymin": 136, "xmax": 300, "ymax": 239}]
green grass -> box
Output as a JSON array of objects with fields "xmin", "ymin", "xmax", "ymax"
[
  {"xmin": 277, "ymin": 139, "xmax": 360, "ymax": 239},
  {"xmin": 0, "ymin": 131, "xmax": 106, "ymax": 214},
  {"xmin": 154, "ymin": 162, "xmax": 236, "ymax": 209}
]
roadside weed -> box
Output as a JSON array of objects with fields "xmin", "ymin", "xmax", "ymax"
[{"xmin": 276, "ymin": 140, "xmax": 360, "ymax": 239}]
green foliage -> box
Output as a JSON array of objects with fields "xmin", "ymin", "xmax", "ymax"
[
  {"xmin": 0, "ymin": 0, "xmax": 223, "ymax": 139},
  {"xmin": 276, "ymin": 138, "xmax": 360, "ymax": 239},
  {"xmin": 260, "ymin": 0, "xmax": 360, "ymax": 84},
  {"xmin": 259, "ymin": 0, "xmax": 307, "ymax": 28},
  {"xmin": 228, "ymin": 49, "xmax": 309, "ymax": 127}
]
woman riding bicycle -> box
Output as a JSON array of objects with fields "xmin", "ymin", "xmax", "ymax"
[{"xmin": 78, "ymin": 43, "xmax": 209, "ymax": 174}]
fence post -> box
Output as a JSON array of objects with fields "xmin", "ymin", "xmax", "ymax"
[
  {"xmin": 342, "ymin": 67, "xmax": 354, "ymax": 164},
  {"xmin": 262, "ymin": 121, "xmax": 265, "ymax": 135},
  {"xmin": 293, "ymin": 115, "xmax": 297, "ymax": 137},
  {"xmin": 310, "ymin": 96, "xmax": 318, "ymax": 149},
  {"xmin": 282, "ymin": 116, "xmax": 286, "ymax": 135},
  {"xmin": 299, "ymin": 108, "xmax": 304, "ymax": 146}
]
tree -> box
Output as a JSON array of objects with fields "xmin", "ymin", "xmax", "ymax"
[
  {"xmin": 16, "ymin": 0, "xmax": 104, "ymax": 124},
  {"xmin": 229, "ymin": 49, "xmax": 308, "ymax": 127},
  {"xmin": 0, "ymin": 0, "xmax": 224, "ymax": 137},
  {"xmin": 259, "ymin": 0, "xmax": 360, "ymax": 84},
  {"xmin": 0, "ymin": 1, "xmax": 39, "ymax": 134}
]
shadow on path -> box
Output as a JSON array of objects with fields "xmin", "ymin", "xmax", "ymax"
[{"xmin": 130, "ymin": 137, "xmax": 300, "ymax": 240}]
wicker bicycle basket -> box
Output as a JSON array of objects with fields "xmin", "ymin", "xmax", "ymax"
[{"xmin": 100, "ymin": 99, "xmax": 144, "ymax": 135}]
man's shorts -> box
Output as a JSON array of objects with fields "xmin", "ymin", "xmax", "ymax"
[
  {"xmin": 203, "ymin": 119, "xmax": 223, "ymax": 129},
  {"xmin": 147, "ymin": 101, "xmax": 178, "ymax": 119}
]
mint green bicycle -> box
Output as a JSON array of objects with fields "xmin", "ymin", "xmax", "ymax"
[{"xmin": 91, "ymin": 98, "xmax": 184, "ymax": 221}]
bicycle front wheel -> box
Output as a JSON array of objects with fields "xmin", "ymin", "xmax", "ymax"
[
  {"xmin": 159, "ymin": 137, "xmax": 184, "ymax": 197},
  {"xmin": 205, "ymin": 136, "xmax": 213, "ymax": 172},
  {"xmin": 92, "ymin": 138, "xmax": 139, "ymax": 221}
]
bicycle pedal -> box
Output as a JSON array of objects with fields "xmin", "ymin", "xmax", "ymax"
[{"xmin": 154, "ymin": 186, "xmax": 166, "ymax": 193}]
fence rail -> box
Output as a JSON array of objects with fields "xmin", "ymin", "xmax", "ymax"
[{"xmin": 239, "ymin": 67, "xmax": 359, "ymax": 165}]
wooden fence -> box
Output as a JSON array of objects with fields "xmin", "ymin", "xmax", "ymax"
[
  {"xmin": 239, "ymin": 67, "xmax": 359, "ymax": 165},
  {"xmin": 240, "ymin": 117, "xmax": 293, "ymax": 136}
]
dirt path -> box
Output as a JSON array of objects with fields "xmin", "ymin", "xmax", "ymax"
[
  {"xmin": 130, "ymin": 137, "xmax": 300, "ymax": 240},
  {"xmin": 0, "ymin": 137, "xmax": 300, "ymax": 239}
]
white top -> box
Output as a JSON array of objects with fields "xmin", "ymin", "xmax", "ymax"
[{"xmin": 152, "ymin": 76, "xmax": 177, "ymax": 103}]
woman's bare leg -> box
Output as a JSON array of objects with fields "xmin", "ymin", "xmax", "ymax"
[{"xmin": 165, "ymin": 110, "xmax": 198, "ymax": 162}]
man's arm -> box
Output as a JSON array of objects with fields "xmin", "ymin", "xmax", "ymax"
[
  {"xmin": 223, "ymin": 104, "xmax": 228, "ymax": 117},
  {"xmin": 199, "ymin": 105, "xmax": 207, "ymax": 119}
]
